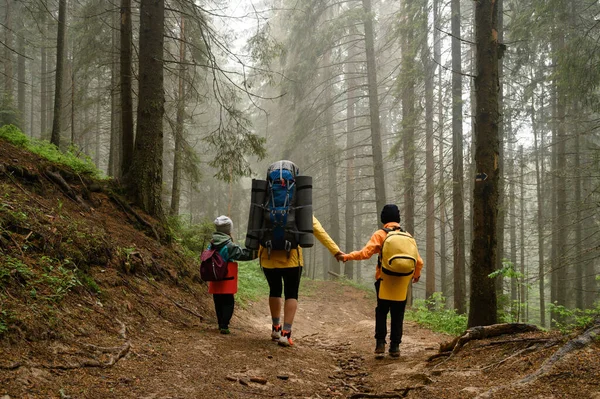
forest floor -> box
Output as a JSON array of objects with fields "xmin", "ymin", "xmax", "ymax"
[
  {"xmin": 1, "ymin": 277, "xmax": 600, "ymax": 399},
  {"xmin": 1, "ymin": 137, "xmax": 599, "ymax": 399}
]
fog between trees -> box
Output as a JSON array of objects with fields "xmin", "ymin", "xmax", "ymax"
[{"xmin": 2, "ymin": 0, "xmax": 598, "ymax": 327}]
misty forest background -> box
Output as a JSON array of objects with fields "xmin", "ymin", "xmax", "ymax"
[{"xmin": 1, "ymin": 0, "xmax": 599, "ymax": 329}]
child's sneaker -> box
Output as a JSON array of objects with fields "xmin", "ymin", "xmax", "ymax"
[
  {"xmin": 219, "ymin": 328, "xmax": 230, "ymax": 334},
  {"xmin": 278, "ymin": 330, "xmax": 294, "ymax": 347},
  {"xmin": 271, "ymin": 324, "xmax": 282, "ymax": 341}
]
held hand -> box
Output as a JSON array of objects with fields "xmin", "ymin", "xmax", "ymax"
[
  {"xmin": 412, "ymin": 275, "xmax": 420, "ymax": 283},
  {"xmin": 334, "ymin": 251, "xmax": 346, "ymax": 262}
]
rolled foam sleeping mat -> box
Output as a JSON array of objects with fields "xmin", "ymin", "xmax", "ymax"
[
  {"xmin": 245, "ymin": 179, "xmax": 267, "ymax": 250},
  {"xmin": 295, "ymin": 175, "xmax": 314, "ymax": 248}
]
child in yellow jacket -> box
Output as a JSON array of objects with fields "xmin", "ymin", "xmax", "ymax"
[{"xmin": 342, "ymin": 204, "xmax": 423, "ymax": 357}]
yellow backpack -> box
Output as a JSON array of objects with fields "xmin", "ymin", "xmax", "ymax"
[{"xmin": 379, "ymin": 227, "xmax": 418, "ymax": 277}]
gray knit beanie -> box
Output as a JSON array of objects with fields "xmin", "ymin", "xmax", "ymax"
[{"xmin": 214, "ymin": 215, "xmax": 233, "ymax": 235}]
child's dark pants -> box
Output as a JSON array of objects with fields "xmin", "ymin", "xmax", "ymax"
[
  {"xmin": 213, "ymin": 293, "xmax": 234, "ymax": 329},
  {"xmin": 374, "ymin": 279, "xmax": 407, "ymax": 344}
]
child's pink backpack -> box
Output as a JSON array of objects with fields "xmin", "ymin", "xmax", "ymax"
[{"xmin": 200, "ymin": 247, "xmax": 228, "ymax": 281}]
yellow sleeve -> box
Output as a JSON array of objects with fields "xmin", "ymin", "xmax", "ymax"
[{"xmin": 312, "ymin": 216, "xmax": 341, "ymax": 255}]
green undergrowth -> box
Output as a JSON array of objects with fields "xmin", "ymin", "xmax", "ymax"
[
  {"xmin": 0, "ymin": 124, "xmax": 104, "ymax": 179},
  {"xmin": 0, "ymin": 254, "xmax": 100, "ymax": 337},
  {"xmin": 406, "ymin": 292, "xmax": 468, "ymax": 336},
  {"xmin": 549, "ymin": 302, "xmax": 600, "ymax": 334},
  {"xmin": 237, "ymin": 260, "xmax": 269, "ymax": 307}
]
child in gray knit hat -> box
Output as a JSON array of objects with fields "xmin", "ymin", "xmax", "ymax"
[{"xmin": 208, "ymin": 215, "xmax": 256, "ymax": 334}]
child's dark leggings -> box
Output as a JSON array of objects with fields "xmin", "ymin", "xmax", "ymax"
[
  {"xmin": 213, "ymin": 294, "xmax": 234, "ymax": 329},
  {"xmin": 374, "ymin": 279, "xmax": 407, "ymax": 344}
]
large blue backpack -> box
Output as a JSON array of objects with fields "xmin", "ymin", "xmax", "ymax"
[{"xmin": 261, "ymin": 161, "xmax": 299, "ymax": 253}]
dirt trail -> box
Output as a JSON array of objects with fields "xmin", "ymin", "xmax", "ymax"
[
  {"xmin": 3, "ymin": 278, "xmax": 600, "ymax": 399},
  {"xmin": 1, "ymin": 280, "xmax": 447, "ymax": 399}
]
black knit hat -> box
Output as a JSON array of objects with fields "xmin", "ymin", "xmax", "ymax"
[{"xmin": 381, "ymin": 204, "xmax": 400, "ymax": 224}]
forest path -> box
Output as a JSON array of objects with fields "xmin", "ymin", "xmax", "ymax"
[
  {"xmin": 116, "ymin": 279, "xmax": 446, "ymax": 399},
  {"xmin": 4, "ymin": 279, "xmax": 600, "ymax": 398},
  {"xmin": 3, "ymin": 280, "xmax": 445, "ymax": 399}
]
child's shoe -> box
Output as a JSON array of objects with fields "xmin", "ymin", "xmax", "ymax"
[
  {"xmin": 271, "ymin": 324, "xmax": 282, "ymax": 340},
  {"xmin": 389, "ymin": 342, "xmax": 400, "ymax": 357},
  {"xmin": 219, "ymin": 328, "xmax": 230, "ymax": 334},
  {"xmin": 374, "ymin": 339, "xmax": 386, "ymax": 354},
  {"xmin": 278, "ymin": 330, "xmax": 294, "ymax": 347}
]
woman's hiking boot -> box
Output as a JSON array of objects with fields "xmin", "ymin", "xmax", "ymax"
[
  {"xmin": 374, "ymin": 339, "xmax": 386, "ymax": 354},
  {"xmin": 271, "ymin": 324, "xmax": 282, "ymax": 341},
  {"xmin": 278, "ymin": 330, "xmax": 294, "ymax": 347},
  {"xmin": 389, "ymin": 343, "xmax": 400, "ymax": 357}
]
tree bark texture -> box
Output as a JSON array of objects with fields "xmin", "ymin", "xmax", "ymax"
[
  {"xmin": 401, "ymin": 0, "xmax": 416, "ymax": 235},
  {"xmin": 50, "ymin": 0, "xmax": 67, "ymax": 148},
  {"xmin": 120, "ymin": 0, "xmax": 134, "ymax": 177},
  {"xmin": 421, "ymin": 0, "xmax": 436, "ymax": 298},
  {"xmin": 362, "ymin": 0, "xmax": 387, "ymax": 214},
  {"xmin": 532, "ymin": 89, "xmax": 546, "ymax": 326},
  {"xmin": 128, "ymin": 0, "xmax": 165, "ymax": 219},
  {"xmin": 434, "ymin": 0, "xmax": 447, "ymax": 297},
  {"xmin": 344, "ymin": 27, "xmax": 359, "ymax": 280},
  {"xmin": 40, "ymin": 9, "xmax": 47, "ymax": 140},
  {"xmin": 451, "ymin": 0, "xmax": 466, "ymax": 314},
  {"xmin": 495, "ymin": 0, "xmax": 505, "ymax": 298},
  {"xmin": 17, "ymin": 29, "xmax": 26, "ymax": 131},
  {"xmin": 4, "ymin": 0, "xmax": 13, "ymax": 100},
  {"xmin": 170, "ymin": 15, "xmax": 185, "ymax": 217},
  {"xmin": 468, "ymin": 0, "xmax": 500, "ymax": 327}
]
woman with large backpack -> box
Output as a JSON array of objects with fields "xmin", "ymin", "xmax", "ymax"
[{"xmin": 245, "ymin": 160, "xmax": 343, "ymax": 347}]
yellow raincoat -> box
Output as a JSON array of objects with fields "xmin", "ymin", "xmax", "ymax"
[{"xmin": 343, "ymin": 222, "xmax": 423, "ymax": 301}]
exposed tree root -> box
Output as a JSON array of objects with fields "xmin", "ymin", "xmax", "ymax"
[
  {"xmin": 438, "ymin": 323, "xmax": 541, "ymax": 354},
  {"xmin": 519, "ymin": 319, "xmax": 599, "ymax": 384},
  {"xmin": 107, "ymin": 191, "xmax": 160, "ymax": 241},
  {"xmin": 0, "ymin": 318, "xmax": 130, "ymax": 371},
  {"xmin": 2, "ymin": 169, "xmax": 51, "ymax": 210},
  {"xmin": 474, "ymin": 319, "xmax": 600, "ymax": 398},
  {"xmin": 142, "ymin": 276, "xmax": 204, "ymax": 321},
  {"xmin": 44, "ymin": 169, "xmax": 91, "ymax": 211}
]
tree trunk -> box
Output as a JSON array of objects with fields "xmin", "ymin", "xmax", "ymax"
[
  {"xmin": 422, "ymin": 1, "xmax": 435, "ymax": 299},
  {"xmin": 127, "ymin": 0, "xmax": 165, "ymax": 219},
  {"xmin": 550, "ymin": 83, "xmax": 558, "ymax": 327},
  {"xmin": 362, "ymin": 0, "xmax": 387, "ymax": 214},
  {"xmin": 344, "ymin": 27, "xmax": 359, "ymax": 280},
  {"xmin": 17, "ymin": 28, "xmax": 26, "ymax": 131},
  {"xmin": 170, "ymin": 15, "xmax": 185, "ymax": 217},
  {"xmin": 401, "ymin": 0, "xmax": 416, "ymax": 235},
  {"xmin": 323, "ymin": 43, "xmax": 340, "ymax": 277},
  {"xmin": 495, "ymin": 0, "xmax": 506, "ymax": 299},
  {"xmin": 95, "ymin": 83, "xmax": 101, "ymax": 167},
  {"xmin": 121, "ymin": 0, "xmax": 134, "ymax": 177},
  {"xmin": 40, "ymin": 9, "xmax": 47, "ymax": 140},
  {"xmin": 4, "ymin": 0, "xmax": 13, "ymax": 102},
  {"xmin": 532, "ymin": 85, "xmax": 546, "ymax": 326},
  {"xmin": 555, "ymin": 31, "xmax": 568, "ymax": 319},
  {"xmin": 109, "ymin": 6, "xmax": 121, "ymax": 177},
  {"xmin": 519, "ymin": 146, "xmax": 526, "ymax": 321},
  {"xmin": 50, "ymin": 0, "xmax": 67, "ymax": 148},
  {"xmin": 451, "ymin": 0, "xmax": 466, "ymax": 313},
  {"xmin": 509, "ymin": 129, "xmax": 517, "ymax": 310},
  {"xmin": 468, "ymin": 0, "xmax": 499, "ymax": 328},
  {"xmin": 434, "ymin": 0, "xmax": 447, "ymax": 299}
]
